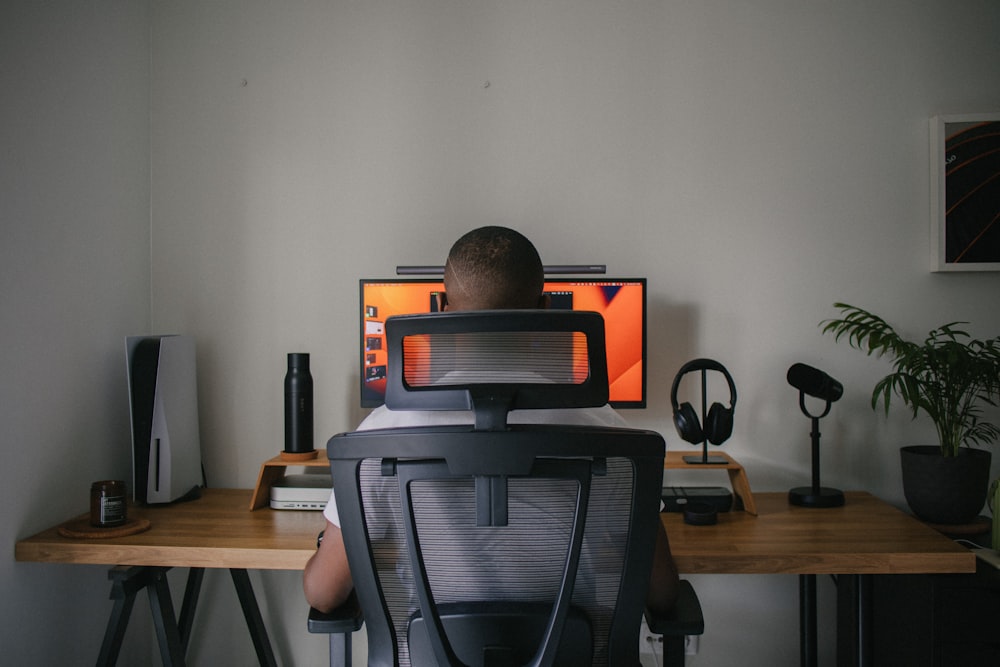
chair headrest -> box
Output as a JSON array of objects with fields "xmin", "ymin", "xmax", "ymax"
[{"xmin": 384, "ymin": 310, "xmax": 609, "ymax": 429}]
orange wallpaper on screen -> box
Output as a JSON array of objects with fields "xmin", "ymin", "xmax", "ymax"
[
  {"xmin": 361, "ymin": 282, "xmax": 443, "ymax": 401},
  {"xmin": 360, "ymin": 280, "xmax": 644, "ymax": 406},
  {"xmin": 562, "ymin": 284, "xmax": 644, "ymax": 404}
]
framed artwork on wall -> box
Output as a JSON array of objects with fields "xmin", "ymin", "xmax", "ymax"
[{"xmin": 930, "ymin": 113, "xmax": 1000, "ymax": 272}]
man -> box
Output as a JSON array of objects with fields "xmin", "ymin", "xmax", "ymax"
[{"xmin": 303, "ymin": 226, "xmax": 679, "ymax": 616}]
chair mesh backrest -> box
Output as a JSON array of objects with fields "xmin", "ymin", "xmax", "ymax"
[
  {"xmin": 355, "ymin": 455, "xmax": 637, "ymax": 667},
  {"xmin": 329, "ymin": 311, "xmax": 663, "ymax": 667},
  {"xmin": 401, "ymin": 330, "xmax": 588, "ymax": 385},
  {"xmin": 384, "ymin": 310, "xmax": 609, "ymax": 415}
]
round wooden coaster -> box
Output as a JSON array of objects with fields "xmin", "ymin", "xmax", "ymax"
[
  {"xmin": 279, "ymin": 450, "xmax": 318, "ymax": 462},
  {"xmin": 58, "ymin": 517, "xmax": 151, "ymax": 539}
]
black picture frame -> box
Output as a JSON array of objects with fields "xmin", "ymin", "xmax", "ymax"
[{"xmin": 930, "ymin": 113, "xmax": 1000, "ymax": 272}]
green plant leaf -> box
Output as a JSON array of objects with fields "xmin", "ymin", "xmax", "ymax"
[{"xmin": 821, "ymin": 303, "xmax": 1000, "ymax": 455}]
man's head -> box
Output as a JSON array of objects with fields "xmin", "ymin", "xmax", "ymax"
[{"xmin": 442, "ymin": 226, "xmax": 547, "ymax": 311}]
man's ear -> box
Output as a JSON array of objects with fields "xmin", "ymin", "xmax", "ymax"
[
  {"xmin": 437, "ymin": 291, "xmax": 449, "ymax": 312},
  {"xmin": 537, "ymin": 293, "xmax": 551, "ymax": 309}
]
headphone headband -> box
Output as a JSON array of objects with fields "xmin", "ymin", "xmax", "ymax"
[{"xmin": 670, "ymin": 358, "xmax": 738, "ymax": 409}]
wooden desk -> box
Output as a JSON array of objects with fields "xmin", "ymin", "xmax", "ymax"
[
  {"xmin": 16, "ymin": 488, "xmax": 320, "ymax": 570},
  {"xmin": 16, "ymin": 489, "xmax": 322, "ymax": 667},
  {"xmin": 661, "ymin": 491, "xmax": 974, "ymax": 575},
  {"xmin": 17, "ymin": 489, "xmax": 974, "ymax": 667},
  {"xmin": 22, "ymin": 490, "xmax": 970, "ymax": 576},
  {"xmin": 661, "ymin": 491, "xmax": 975, "ymax": 667}
]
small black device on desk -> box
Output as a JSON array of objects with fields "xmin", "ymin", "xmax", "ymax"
[{"xmin": 662, "ymin": 486, "xmax": 733, "ymax": 513}]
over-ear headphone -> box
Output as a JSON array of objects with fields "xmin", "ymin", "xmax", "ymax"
[{"xmin": 670, "ymin": 358, "xmax": 738, "ymax": 446}]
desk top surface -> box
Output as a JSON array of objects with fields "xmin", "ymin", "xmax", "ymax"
[
  {"xmin": 16, "ymin": 488, "xmax": 324, "ymax": 570},
  {"xmin": 663, "ymin": 491, "xmax": 975, "ymax": 575},
  {"xmin": 16, "ymin": 488, "xmax": 974, "ymax": 575}
]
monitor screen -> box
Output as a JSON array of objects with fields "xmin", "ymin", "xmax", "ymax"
[{"xmin": 359, "ymin": 278, "xmax": 647, "ymax": 408}]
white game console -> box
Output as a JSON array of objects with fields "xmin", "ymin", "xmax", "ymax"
[{"xmin": 126, "ymin": 335, "xmax": 203, "ymax": 504}]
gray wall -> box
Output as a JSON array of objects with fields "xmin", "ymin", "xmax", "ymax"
[
  {"xmin": 5, "ymin": 1, "xmax": 1000, "ymax": 665},
  {"xmin": 2, "ymin": 1, "xmax": 153, "ymax": 664}
]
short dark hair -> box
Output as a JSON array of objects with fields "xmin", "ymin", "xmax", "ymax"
[{"xmin": 443, "ymin": 226, "xmax": 544, "ymax": 310}]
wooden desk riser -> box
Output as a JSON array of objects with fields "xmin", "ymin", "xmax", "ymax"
[
  {"xmin": 663, "ymin": 449, "xmax": 757, "ymax": 515},
  {"xmin": 250, "ymin": 453, "xmax": 329, "ymax": 511},
  {"xmin": 16, "ymin": 489, "xmax": 974, "ymax": 576},
  {"xmin": 253, "ymin": 449, "xmax": 756, "ymax": 512}
]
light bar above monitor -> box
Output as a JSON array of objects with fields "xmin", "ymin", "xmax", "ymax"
[
  {"xmin": 359, "ymin": 277, "xmax": 646, "ymax": 409},
  {"xmin": 396, "ymin": 264, "xmax": 607, "ymax": 275}
]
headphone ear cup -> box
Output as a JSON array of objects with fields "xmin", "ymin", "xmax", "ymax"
[
  {"xmin": 674, "ymin": 402, "xmax": 704, "ymax": 444},
  {"xmin": 705, "ymin": 402, "xmax": 734, "ymax": 445}
]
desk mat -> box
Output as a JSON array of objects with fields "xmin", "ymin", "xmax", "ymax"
[{"xmin": 58, "ymin": 517, "xmax": 151, "ymax": 539}]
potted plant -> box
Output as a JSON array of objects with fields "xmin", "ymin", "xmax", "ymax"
[{"xmin": 821, "ymin": 303, "xmax": 1000, "ymax": 525}]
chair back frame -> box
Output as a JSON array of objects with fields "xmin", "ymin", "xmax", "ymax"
[
  {"xmin": 329, "ymin": 427, "xmax": 664, "ymax": 667},
  {"xmin": 329, "ymin": 310, "xmax": 663, "ymax": 666}
]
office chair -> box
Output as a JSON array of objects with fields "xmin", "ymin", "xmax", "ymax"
[{"xmin": 310, "ymin": 310, "xmax": 703, "ymax": 666}]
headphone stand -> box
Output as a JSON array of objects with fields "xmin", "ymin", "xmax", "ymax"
[
  {"xmin": 682, "ymin": 449, "xmax": 728, "ymax": 465},
  {"xmin": 788, "ymin": 392, "xmax": 844, "ymax": 508},
  {"xmin": 682, "ymin": 367, "xmax": 728, "ymax": 464}
]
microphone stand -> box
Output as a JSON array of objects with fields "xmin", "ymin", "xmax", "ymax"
[
  {"xmin": 788, "ymin": 391, "xmax": 844, "ymax": 508},
  {"xmin": 788, "ymin": 392, "xmax": 845, "ymax": 667}
]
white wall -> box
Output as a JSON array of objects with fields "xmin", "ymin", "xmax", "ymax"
[
  {"xmin": 1, "ymin": 1, "xmax": 153, "ymax": 664},
  {"xmin": 5, "ymin": 1, "xmax": 999, "ymax": 665},
  {"xmin": 150, "ymin": 3, "xmax": 1000, "ymax": 665},
  {"xmin": 150, "ymin": 2, "xmax": 1000, "ymax": 665}
]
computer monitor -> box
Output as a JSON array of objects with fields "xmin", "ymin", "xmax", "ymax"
[{"xmin": 359, "ymin": 278, "xmax": 647, "ymax": 408}]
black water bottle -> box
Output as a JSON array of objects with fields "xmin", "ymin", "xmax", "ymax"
[{"xmin": 284, "ymin": 353, "xmax": 314, "ymax": 454}]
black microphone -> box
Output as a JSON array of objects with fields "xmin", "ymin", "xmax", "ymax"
[{"xmin": 787, "ymin": 363, "xmax": 843, "ymax": 402}]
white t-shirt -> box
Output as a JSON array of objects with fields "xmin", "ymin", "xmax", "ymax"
[{"xmin": 323, "ymin": 404, "xmax": 628, "ymax": 526}]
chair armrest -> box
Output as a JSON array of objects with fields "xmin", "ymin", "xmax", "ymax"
[
  {"xmin": 644, "ymin": 580, "xmax": 704, "ymax": 637},
  {"xmin": 308, "ymin": 590, "xmax": 364, "ymax": 635}
]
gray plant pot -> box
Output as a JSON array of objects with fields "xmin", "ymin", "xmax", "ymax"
[{"xmin": 899, "ymin": 445, "xmax": 992, "ymax": 525}]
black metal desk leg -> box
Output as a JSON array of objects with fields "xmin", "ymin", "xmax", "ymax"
[
  {"xmin": 177, "ymin": 568, "xmax": 205, "ymax": 652},
  {"xmin": 97, "ymin": 566, "xmax": 144, "ymax": 666},
  {"xmin": 97, "ymin": 566, "xmax": 275, "ymax": 666},
  {"xmin": 229, "ymin": 568, "xmax": 278, "ymax": 667},
  {"xmin": 98, "ymin": 566, "xmax": 185, "ymax": 666},
  {"xmin": 800, "ymin": 574, "xmax": 818, "ymax": 667},
  {"xmin": 837, "ymin": 574, "xmax": 873, "ymax": 667},
  {"xmin": 146, "ymin": 568, "xmax": 187, "ymax": 666}
]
